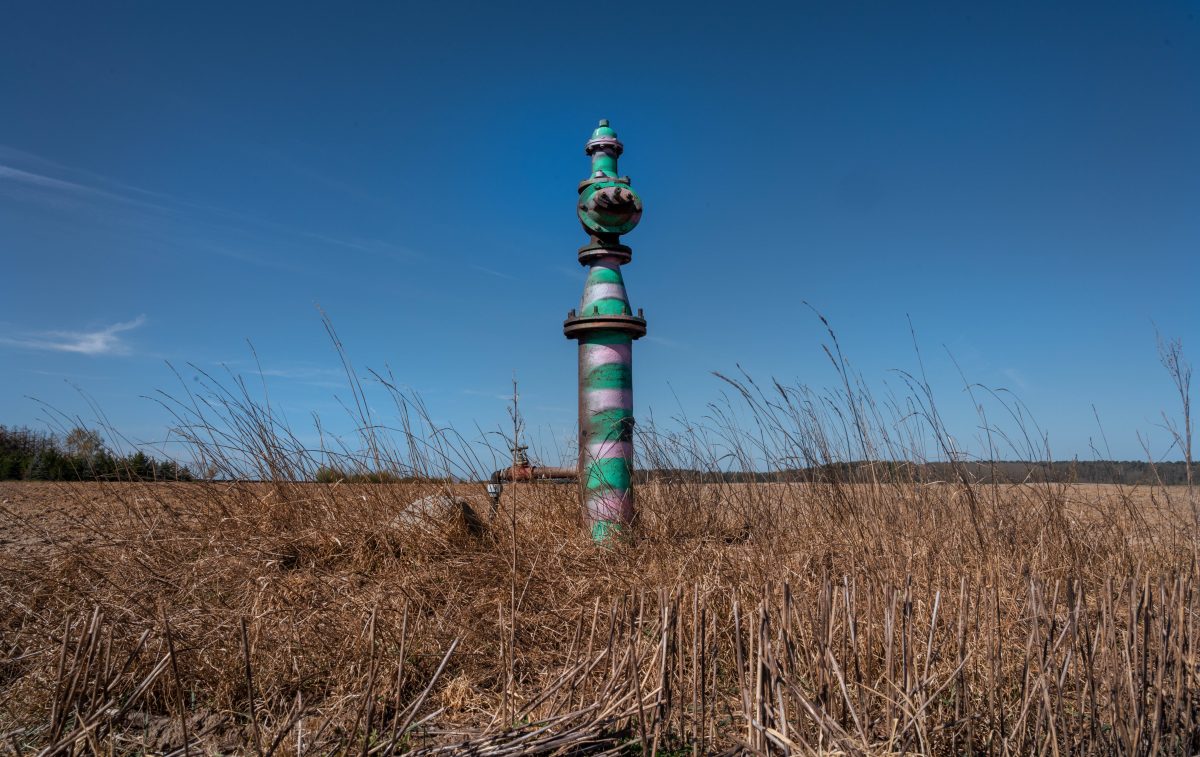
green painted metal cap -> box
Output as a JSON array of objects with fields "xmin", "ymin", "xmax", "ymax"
[
  {"xmin": 586, "ymin": 118, "xmax": 623, "ymax": 157},
  {"xmin": 591, "ymin": 118, "xmax": 617, "ymax": 140}
]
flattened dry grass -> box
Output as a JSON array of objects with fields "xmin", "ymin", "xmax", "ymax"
[
  {"xmin": 2, "ymin": 323, "xmax": 1197, "ymax": 754},
  {"xmin": 2, "ymin": 477, "xmax": 1197, "ymax": 755}
]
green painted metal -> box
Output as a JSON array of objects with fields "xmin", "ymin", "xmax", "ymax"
[
  {"xmin": 591, "ymin": 520, "xmax": 623, "ymax": 542},
  {"xmin": 581, "ymin": 298, "xmax": 625, "ymax": 315},
  {"xmin": 584, "ymin": 413, "xmax": 634, "ymax": 449},
  {"xmin": 578, "ymin": 181, "xmax": 641, "ymax": 236},
  {"xmin": 577, "ymin": 120, "xmax": 642, "ymax": 238},
  {"xmin": 585, "ymin": 458, "xmax": 632, "ymax": 491},
  {"xmin": 583, "ymin": 331, "xmax": 634, "ymax": 346},
  {"xmin": 583, "ymin": 362, "xmax": 632, "ymax": 390},
  {"xmin": 585, "ymin": 267, "xmax": 624, "ymax": 285},
  {"xmin": 564, "ymin": 120, "xmax": 647, "ymax": 543},
  {"xmin": 590, "ymin": 121, "xmax": 618, "ymax": 140},
  {"xmin": 590, "ymin": 152, "xmax": 618, "ymax": 177}
]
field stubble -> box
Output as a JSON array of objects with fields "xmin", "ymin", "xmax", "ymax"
[
  {"xmin": 2, "ymin": 477, "xmax": 1197, "ymax": 755},
  {"xmin": 2, "ymin": 326, "xmax": 1197, "ymax": 753}
]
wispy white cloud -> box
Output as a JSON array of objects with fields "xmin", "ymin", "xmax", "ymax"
[
  {"xmin": 214, "ymin": 362, "xmax": 348, "ymax": 389},
  {"xmin": 470, "ymin": 264, "xmax": 519, "ymax": 282},
  {"xmin": 24, "ymin": 368, "xmax": 117, "ymax": 381},
  {"xmin": 257, "ymin": 366, "xmax": 346, "ymax": 388},
  {"xmin": 644, "ymin": 334, "xmax": 687, "ymax": 349},
  {"xmin": 0, "ymin": 164, "xmax": 94, "ymax": 194},
  {"xmin": 0, "ymin": 144, "xmax": 175, "ymax": 201},
  {"xmin": 0, "ymin": 163, "xmax": 174, "ymax": 214},
  {"xmin": 199, "ymin": 241, "xmax": 315, "ymax": 274},
  {"xmin": 255, "ymin": 366, "xmax": 344, "ymax": 381},
  {"xmin": 462, "ymin": 388, "xmax": 514, "ymax": 401},
  {"xmin": 1002, "ymin": 368, "xmax": 1031, "ymax": 391},
  {"xmin": 0, "ymin": 145, "xmax": 414, "ymax": 263},
  {"xmin": 0, "ymin": 315, "xmax": 147, "ymax": 356}
]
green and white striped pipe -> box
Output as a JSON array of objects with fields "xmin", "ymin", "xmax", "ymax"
[
  {"xmin": 567, "ymin": 120, "xmax": 645, "ymax": 542},
  {"xmin": 578, "ymin": 259, "xmax": 635, "ymax": 540}
]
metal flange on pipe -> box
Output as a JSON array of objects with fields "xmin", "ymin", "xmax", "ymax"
[{"xmin": 563, "ymin": 120, "xmax": 647, "ymax": 542}]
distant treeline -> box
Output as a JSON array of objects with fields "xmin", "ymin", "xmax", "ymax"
[
  {"xmin": 313, "ymin": 466, "xmax": 450, "ymax": 484},
  {"xmin": 0, "ymin": 425, "xmax": 192, "ymax": 481},
  {"xmin": 1, "ymin": 422, "xmax": 1191, "ymax": 487},
  {"xmin": 638, "ymin": 460, "xmax": 1194, "ymax": 486}
]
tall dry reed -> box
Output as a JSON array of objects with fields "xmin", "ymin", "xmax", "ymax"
[{"xmin": 1, "ymin": 321, "xmax": 1195, "ymax": 754}]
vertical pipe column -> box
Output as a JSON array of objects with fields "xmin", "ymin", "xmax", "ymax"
[
  {"xmin": 564, "ymin": 120, "xmax": 646, "ymax": 541},
  {"xmin": 579, "ymin": 257, "xmax": 635, "ymax": 539},
  {"xmin": 579, "ymin": 333, "xmax": 633, "ymax": 539}
]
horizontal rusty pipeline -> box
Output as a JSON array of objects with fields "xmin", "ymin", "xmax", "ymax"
[{"xmin": 489, "ymin": 465, "xmax": 578, "ymax": 483}]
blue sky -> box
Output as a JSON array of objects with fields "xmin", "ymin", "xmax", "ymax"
[{"xmin": 1, "ymin": 1, "xmax": 1197, "ymax": 464}]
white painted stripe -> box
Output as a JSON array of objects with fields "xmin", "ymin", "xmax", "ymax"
[
  {"xmin": 587, "ymin": 440, "xmax": 633, "ymax": 460},
  {"xmin": 587, "ymin": 490, "xmax": 633, "ymax": 520},
  {"xmin": 581, "ymin": 283, "xmax": 628, "ymax": 303},
  {"xmin": 581, "ymin": 343, "xmax": 632, "ymax": 369},
  {"xmin": 585, "ymin": 388, "xmax": 633, "ymax": 411}
]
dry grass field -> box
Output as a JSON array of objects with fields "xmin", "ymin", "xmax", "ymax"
[
  {"xmin": 2, "ymin": 342, "xmax": 1196, "ymax": 754},
  {"xmin": 2, "ymin": 476, "xmax": 1197, "ymax": 755}
]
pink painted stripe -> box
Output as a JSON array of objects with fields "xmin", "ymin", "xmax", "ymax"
[
  {"xmin": 587, "ymin": 440, "xmax": 633, "ymax": 460},
  {"xmin": 582, "ymin": 342, "xmax": 632, "ymax": 370},
  {"xmin": 586, "ymin": 489, "xmax": 633, "ymax": 521},
  {"xmin": 585, "ymin": 388, "xmax": 632, "ymax": 411}
]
